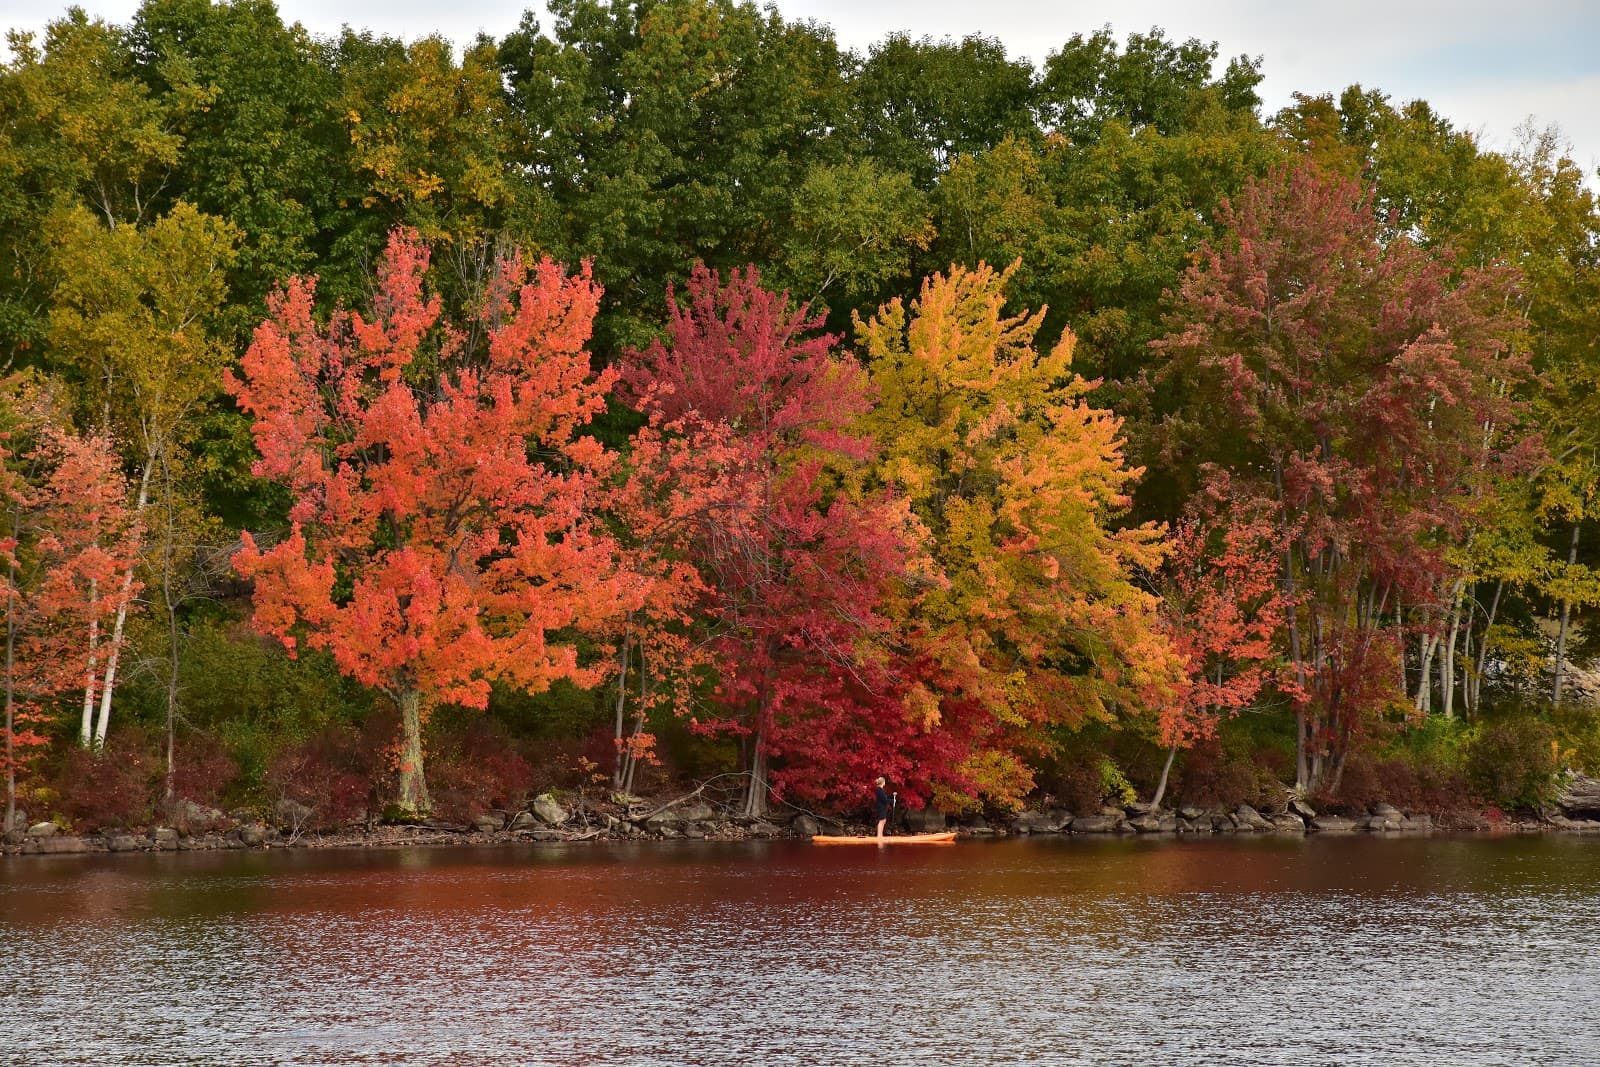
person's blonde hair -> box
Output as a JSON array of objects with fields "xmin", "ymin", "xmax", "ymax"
[{"xmin": 874, "ymin": 776, "xmax": 886, "ymax": 787}]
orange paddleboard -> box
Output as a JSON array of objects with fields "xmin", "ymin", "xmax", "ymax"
[{"xmin": 811, "ymin": 832, "xmax": 957, "ymax": 845}]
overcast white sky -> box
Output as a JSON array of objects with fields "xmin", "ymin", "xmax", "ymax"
[{"xmin": 6, "ymin": 0, "xmax": 1598, "ymax": 176}]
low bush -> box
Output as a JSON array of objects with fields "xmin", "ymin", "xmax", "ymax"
[
  {"xmin": 264, "ymin": 726, "xmax": 377, "ymax": 831},
  {"xmin": 167, "ymin": 731, "xmax": 240, "ymax": 810},
  {"xmin": 1170, "ymin": 737, "xmax": 1286, "ymax": 811},
  {"xmin": 425, "ymin": 717, "xmax": 538, "ymax": 820},
  {"xmin": 49, "ymin": 732, "xmax": 159, "ymax": 832},
  {"xmin": 1465, "ymin": 715, "xmax": 1558, "ymax": 811}
]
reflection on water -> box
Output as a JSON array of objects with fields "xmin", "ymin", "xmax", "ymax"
[{"xmin": 3, "ymin": 836, "xmax": 1599, "ymax": 1065}]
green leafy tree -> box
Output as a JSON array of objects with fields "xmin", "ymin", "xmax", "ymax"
[{"xmin": 46, "ymin": 201, "xmax": 239, "ymax": 747}]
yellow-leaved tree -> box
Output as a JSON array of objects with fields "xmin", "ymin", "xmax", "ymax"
[{"xmin": 856, "ymin": 262, "xmax": 1182, "ymax": 808}]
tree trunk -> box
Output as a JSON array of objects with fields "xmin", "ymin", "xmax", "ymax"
[
  {"xmin": 162, "ymin": 456, "xmax": 179, "ymax": 806},
  {"xmin": 1394, "ymin": 596, "xmax": 1406, "ymax": 693},
  {"xmin": 1151, "ymin": 741, "xmax": 1179, "ymax": 809},
  {"xmin": 1275, "ymin": 458, "xmax": 1310, "ymax": 792},
  {"xmin": 1414, "ymin": 630, "xmax": 1438, "ymax": 715},
  {"xmin": 611, "ymin": 626, "xmax": 631, "ymax": 790},
  {"xmin": 1470, "ymin": 580, "xmax": 1504, "ymax": 715},
  {"xmin": 395, "ymin": 690, "xmax": 431, "ymax": 815},
  {"xmin": 621, "ymin": 646, "xmax": 650, "ymax": 797},
  {"xmin": 1294, "ymin": 707, "xmax": 1308, "ymax": 792},
  {"xmin": 92, "ymin": 461, "xmax": 152, "ymax": 747},
  {"xmin": 1441, "ymin": 581, "xmax": 1465, "ymax": 720},
  {"xmin": 1553, "ymin": 522, "xmax": 1581, "ymax": 705},
  {"xmin": 743, "ymin": 728, "xmax": 769, "ymax": 819},
  {"xmin": 4, "ymin": 538, "xmax": 16, "ymax": 837},
  {"xmin": 79, "ymin": 578, "xmax": 99, "ymax": 747}
]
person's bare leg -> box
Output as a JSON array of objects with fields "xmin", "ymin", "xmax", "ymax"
[{"xmin": 876, "ymin": 818, "xmax": 886, "ymax": 842}]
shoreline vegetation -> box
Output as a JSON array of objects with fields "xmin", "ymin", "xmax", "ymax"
[
  {"xmin": 10, "ymin": 773, "xmax": 1600, "ymax": 858},
  {"xmin": 5, "ymin": 2, "xmax": 1600, "ymax": 842}
]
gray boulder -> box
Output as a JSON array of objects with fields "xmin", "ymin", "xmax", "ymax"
[
  {"xmin": 1233, "ymin": 805, "xmax": 1271, "ymax": 831},
  {"xmin": 1269, "ymin": 813, "xmax": 1306, "ymax": 833},
  {"xmin": 26, "ymin": 821, "xmax": 57, "ymax": 838},
  {"xmin": 174, "ymin": 798, "xmax": 226, "ymax": 828},
  {"xmin": 904, "ymin": 807, "xmax": 946, "ymax": 833},
  {"xmin": 643, "ymin": 799, "xmax": 717, "ymax": 827},
  {"xmin": 472, "ymin": 812, "xmax": 505, "ymax": 833},
  {"xmin": 237, "ymin": 823, "xmax": 269, "ymax": 847},
  {"xmin": 107, "ymin": 834, "xmax": 142, "ymax": 852},
  {"xmin": 530, "ymin": 794, "xmax": 569, "ymax": 826},
  {"xmin": 679, "ymin": 801, "xmax": 718, "ymax": 824},
  {"xmin": 793, "ymin": 814, "xmax": 821, "ymax": 837},
  {"xmin": 1071, "ymin": 815, "xmax": 1121, "ymax": 834},
  {"xmin": 1557, "ymin": 773, "xmax": 1600, "ymax": 819},
  {"xmin": 151, "ymin": 827, "xmax": 179, "ymax": 850},
  {"xmin": 1288, "ymin": 797, "xmax": 1317, "ymax": 820},
  {"xmin": 1179, "ymin": 806, "xmax": 1206, "ymax": 821},
  {"xmin": 38, "ymin": 836, "xmax": 89, "ymax": 854},
  {"xmin": 1013, "ymin": 810, "xmax": 1067, "ymax": 834},
  {"xmin": 1311, "ymin": 815, "xmax": 1357, "ymax": 833},
  {"xmin": 508, "ymin": 811, "xmax": 537, "ymax": 831},
  {"xmin": 1126, "ymin": 813, "xmax": 1164, "ymax": 833}
]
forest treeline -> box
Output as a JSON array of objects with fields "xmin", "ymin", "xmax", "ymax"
[{"xmin": 4, "ymin": 0, "xmax": 1600, "ymax": 832}]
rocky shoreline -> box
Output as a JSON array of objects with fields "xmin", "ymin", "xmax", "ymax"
[{"xmin": 9, "ymin": 775, "xmax": 1600, "ymax": 858}]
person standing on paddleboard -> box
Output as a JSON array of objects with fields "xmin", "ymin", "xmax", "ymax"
[{"xmin": 873, "ymin": 777, "xmax": 892, "ymax": 841}]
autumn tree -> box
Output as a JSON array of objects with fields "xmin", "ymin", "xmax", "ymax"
[
  {"xmin": 0, "ymin": 392, "xmax": 138, "ymax": 829},
  {"xmin": 1152, "ymin": 480, "xmax": 1292, "ymax": 806},
  {"xmin": 857, "ymin": 262, "xmax": 1182, "ymax": 808},
  {"xmin": 604, "ymin": 413, "xmax": 751, "ymax": 794},
  {"xmin": 229, "ymin": 227, "xmax": 635, "ymax": 814},
  {"xmin": 1155, "ymin": 160, "xmax": 1531, "ymax": 791},
  {"xmin": 622, "ymin": 265, "xmax": 922, "ymax": 815}
]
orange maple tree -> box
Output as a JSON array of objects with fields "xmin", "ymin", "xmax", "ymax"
[
  {"xmin": 0, "ymin": 394, "xmax": 138, "ymax": 830},
  {"xmin": 228, "ymin": 228, "xmax": 637, "ymax": 813}
]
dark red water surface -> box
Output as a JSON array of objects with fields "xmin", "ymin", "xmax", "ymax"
[{"xmin": 2, "ymin": 834, "xmax": 1598, "ymax": 1065}]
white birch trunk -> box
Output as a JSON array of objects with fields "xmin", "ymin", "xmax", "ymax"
[{"xmin": 91, "ymin": 462, "xmax": 151, "ymax": 747}]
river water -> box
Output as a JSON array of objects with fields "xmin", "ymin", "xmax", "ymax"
[{"xmin": 2, "ymin": 835, "xmax": 1598, "ymax": 1065}]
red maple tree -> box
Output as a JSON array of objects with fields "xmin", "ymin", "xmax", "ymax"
[{"xmin": 622, "ymin": 265, "xmax": 921, "ymax": 816}]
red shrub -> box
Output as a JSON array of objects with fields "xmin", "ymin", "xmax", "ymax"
[
  {"xmin": 1170, "ymin": 739, "xmax": 1267, "ymax": 810},
  {"xmin": 168, "ymin": 732, "xmax": 239, "ymax": 810},
  {"xmin": 265, "ymin": 727, "xmax": 376, "ymax": 831},
  {"xmin": 426, "ymin": 718, "xmax": 537, "ymax": 821},
  {"xmin": 50, "ymin": 736, "xmax": 158, "ymax": 833}
]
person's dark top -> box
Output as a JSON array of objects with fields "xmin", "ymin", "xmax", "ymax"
[{"xmin": 873, "ymin": 786, "xmax": 891, "ymax": 821}]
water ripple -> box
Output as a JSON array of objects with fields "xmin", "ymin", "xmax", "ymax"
[{"xmin": 2, "ymin": 836, "xmax": 1599, "ymax": 1065}]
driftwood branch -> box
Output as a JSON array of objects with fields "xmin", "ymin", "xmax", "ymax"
[{"xmin": 637, "ymin": 772, "xmax": 751, "ymax": 822}]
